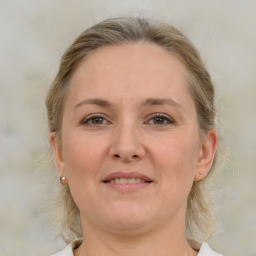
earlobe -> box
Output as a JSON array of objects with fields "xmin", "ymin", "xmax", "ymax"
[
  {"xmin": 60, "ymin": 176, "xmax": 68, "ymax": 185},
  {"xmin": 49, "ymin": 132, "xmax": 66, "ymax": 178},
  {"xmin": 194, "ymin": 129, "xmax": 218, "ymax": 181}
]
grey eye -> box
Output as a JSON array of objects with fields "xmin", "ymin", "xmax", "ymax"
[
  {"xmin": 152, "ymin": 116, "xmax": 168, "ymax": 124},
  {"xmin": 147, "ymin": 115, "xmax": 173, "ymax": 125},
  {"xmin": 81, "ymin": 115, "xmax": 109, "ymax": 126}
]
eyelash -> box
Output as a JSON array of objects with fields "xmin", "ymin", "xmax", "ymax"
[
  {"xmin": 145, "ymin": 113, "xmax": 175, "ymax": 126},
  {"xmin": 80, "ymin": 113, "xmax": 109, "ymax": 126},
  {"xmin": 80, "ymin": 113, "xmax": 175, "ymax": 127}
]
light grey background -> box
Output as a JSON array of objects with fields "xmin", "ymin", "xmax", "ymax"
[{"xmin": 1, "ymin": 0, "xmax": 256, "ymax": 255}]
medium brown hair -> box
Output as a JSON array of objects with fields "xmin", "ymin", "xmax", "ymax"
[{"xmin": 46, "ymin": 16, "xmax": 225, "ymax": 244}]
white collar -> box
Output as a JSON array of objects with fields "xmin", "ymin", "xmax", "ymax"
[{"xmin": 52, "ymin": 240, "xmax": 223, "ymax": 256}]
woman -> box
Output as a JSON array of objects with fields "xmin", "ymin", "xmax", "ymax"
[{"xmin": 46, "ymin": 17, "xmax": 224, "ymax": 256}]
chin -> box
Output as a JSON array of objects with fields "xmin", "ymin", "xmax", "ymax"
[
  {"xmin": 102, "ymin": 207, "xmax": 154, "ymax": 233},
  {"xmin": 106, "ymin": 220, "xmax": 153, "ymax": 236}
]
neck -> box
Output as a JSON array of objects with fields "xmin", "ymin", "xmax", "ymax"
[{"xmin": 74, "ymin": 216, "xmax": 198, "ymax": 256}]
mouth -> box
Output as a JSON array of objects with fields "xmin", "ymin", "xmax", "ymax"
[
  {"xmin": 102, "ymin": 171, "xmax": 153, "ymax": 192},
  {"xmin": 104, "ymin": 177, "xmax": 152, "ymax": 184}
]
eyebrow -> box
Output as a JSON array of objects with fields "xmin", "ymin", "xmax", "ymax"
[
  {"xmin": 140, "ymin": 98, "xmax": 184, "ymax": 110},
  {"xmin": 74, "ymin": 97, "xmax": 184, "ymax": 111},
  {"xmin": 74, "ymin": 98, "xmax": 112, "ymax": 110}
]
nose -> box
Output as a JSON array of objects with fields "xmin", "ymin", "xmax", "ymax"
[{"xmin": 109, "ymin": 122, "xmax": 146, "ymax": 162}]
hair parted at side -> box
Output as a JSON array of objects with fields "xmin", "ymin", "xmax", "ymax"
[{"xmin": 46, "ymin": 16, "xmax": 225, "ymax": 245}]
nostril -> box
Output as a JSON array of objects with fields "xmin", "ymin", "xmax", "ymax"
[{"xmin": 111, "ymin": 153, "xmax": 141, "ymax": 161}]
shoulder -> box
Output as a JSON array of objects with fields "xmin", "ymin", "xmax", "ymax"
[
  {"xmin": 198, "ymin": 242, "xmax": 223, "ymax": 256},
  {"xmin": 50, "ymin": 240, "xmax": 82, "ymax": 256}
]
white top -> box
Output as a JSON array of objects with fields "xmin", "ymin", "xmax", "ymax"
[{"xmin": 51, "ymin": 240, "xmax": 223, "ymax": 256}]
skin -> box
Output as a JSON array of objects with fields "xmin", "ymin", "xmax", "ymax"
[{"xmin": 50, "ymin": 43, "xmax": 217, "ymax": 256}]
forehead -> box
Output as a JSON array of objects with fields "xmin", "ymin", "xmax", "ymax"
[
  {"xmin": 67, "ymin": 43, "xmax": 194, "ymax": 110},
  {"xmin": 71, "ymin": 43, "xmax": 187, "ymax": 83}
]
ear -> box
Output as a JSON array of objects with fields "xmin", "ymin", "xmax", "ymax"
[
  {"xmin": 49, "ymin": 132, "xmax": 67, "ymax": 182},
  {"xmin": 194, "ymin": 129, "xmax": 218, "ymax": 181}
]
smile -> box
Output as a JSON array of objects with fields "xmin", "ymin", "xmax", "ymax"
[
  {"xmin": 106, "ymin": 178, "xmax": 150, "ymax": 184},
  {"xmin": 102, "ymin": 171, "xmax": 153, "ymax": 192}
]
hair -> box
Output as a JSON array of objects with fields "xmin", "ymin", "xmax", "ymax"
[{"xmin": 46, "ymin": 16, "xmax": 225, "ymax": 245}]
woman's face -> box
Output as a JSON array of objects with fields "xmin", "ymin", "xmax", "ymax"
[{"xmin": 51, "ymin": 43, "xmax": 216, "ymax": 234}]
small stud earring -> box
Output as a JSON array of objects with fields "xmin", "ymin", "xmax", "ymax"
[{"xmin": 60, "ymin": 176, "xmax": 67, "ymax": 185}]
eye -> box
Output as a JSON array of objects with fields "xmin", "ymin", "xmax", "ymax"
[
  {"xmin": 146, "ymin": 113, "xmax": 174, "ymax": 126},
  {"xmin": 80, "ymin": 114, "xmax": 110, "ymax": 126}
]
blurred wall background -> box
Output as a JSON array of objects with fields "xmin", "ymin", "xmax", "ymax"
[{"xmin": 0, "ymin": 0, "xmax": 255, "ymax": 255}]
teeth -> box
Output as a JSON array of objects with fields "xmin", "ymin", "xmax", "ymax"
[
  {"xmin": 108, "ymin": 178, "xmax": 146, "ymax": 184},
  {"xmin": 120, "ymin": 178, "xmax": 126, "ymax": 184}
]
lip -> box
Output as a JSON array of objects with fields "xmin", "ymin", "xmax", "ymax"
[
  {"xmin": 102, "ymin": 171, "xmax": 153, "ymax": 182},
  {"xmin": 102, "ymin": 171, "xmax": 153, "ymax": 193}
]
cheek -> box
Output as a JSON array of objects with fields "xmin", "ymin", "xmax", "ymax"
[
  {"xmin": 62, "ymin": 132, "xmax": 105, "ymax": 179},
  {"xmin": 61, "ymin": 133, "xmax": 105, "ymax": 209},
  {"xmin": 154, "ymin": 134, "xmax": 199, "ymax": 188}
]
